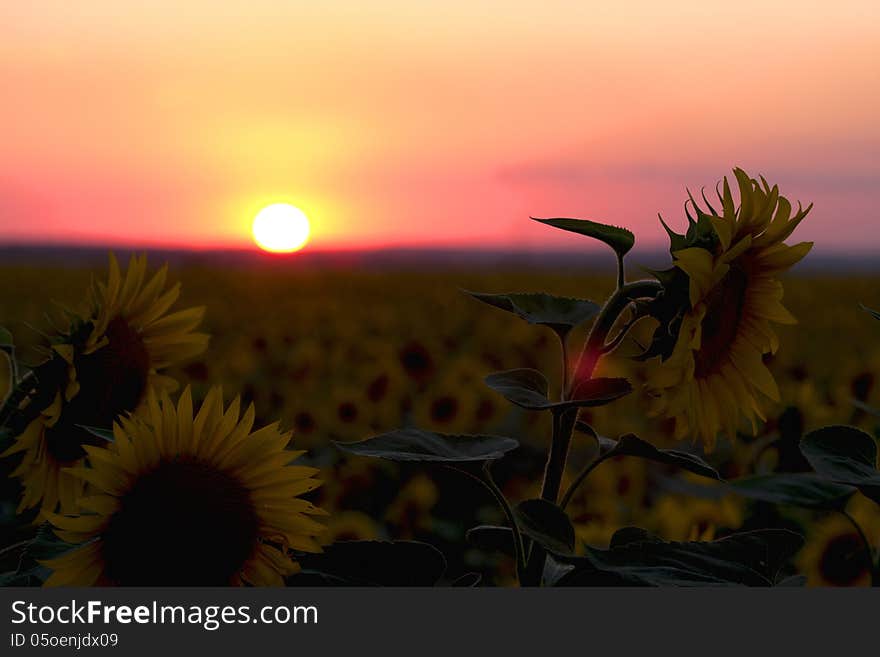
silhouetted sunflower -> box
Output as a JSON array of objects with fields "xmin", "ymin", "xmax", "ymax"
[
  {"xmin": 4, "ymin": 254, "xmax": 209, "ymax": 516},
  {"xmin": 645, "ymin": 169, "xmax": 812, "ymax": 447},
  {"xmin": 42, "ymin": 387, "xmax": 326, "ymax": 586}
]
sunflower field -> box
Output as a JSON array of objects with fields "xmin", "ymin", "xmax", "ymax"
[{"xmin": 2, "ymin": 169, "xmax": 880, "ymax": 587}]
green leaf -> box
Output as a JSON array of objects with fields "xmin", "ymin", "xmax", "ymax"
[
  {"xmin": 514, "ymin": 498, "xmax": 575, "ymax": 555},
  {"xmin": 607, "ymin": 434, "xmax": 721, "ymax": 480},
  {"xmin": 531, "ymin": 217, "xmax": 635, "ymax": 257},
  {"xmin": 800, "ymin": 425, "xmax": 880, "ymax": 504},
  {"xmin": 465, "ymin": 291, "xmax": 599, "ymax": 333},
  {"xmin": 465, "ymin": 525, "xmax": 515, "ymax": 557},
  {"xmin": 729, "ymin": 473, "xmax": 856, "ymax": 509},
  {"xmin": 335, "ymin": 429, "xmax": 518, "ymax": 463},
  {"xmin": 552, "ymin": 529, "xmax": 803, "ymax": 587},
  {"xmin": 290, "ymin": 540, "xmax": 447, "ymax": 586},
  {"xmin": 485, "ymin": 369, "xmax": 632, "ymax": 411},
  {"xmin": 75, "ymin": 425, "xmax": 115, "ymax": 442},
  {"xmin": 0, "ymin": 326, "xmax": 13, "ymax": 347}
]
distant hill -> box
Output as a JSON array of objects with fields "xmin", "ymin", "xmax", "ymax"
[{"xmin": 0, "ymin": 243, "xmax": 876, "ymax": 273}]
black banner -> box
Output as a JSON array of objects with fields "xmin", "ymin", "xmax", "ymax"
[{"xmin": 0, "ymin": 588, "xmax": 868, "ymax": 655}]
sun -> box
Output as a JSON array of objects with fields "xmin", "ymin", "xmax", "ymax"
[{"xmin": 252, "ymin": 203, "xmax": 311, "ymax": 253}]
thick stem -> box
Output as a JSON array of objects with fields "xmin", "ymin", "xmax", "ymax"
[
  {"xmin": 556, "ymin": 331, "xmax": 570, "ymax": 402},
  {"xmin": 616, "ymin": 254, "xmax": 625, "ymax": 290},
  {"xmin": 540, "ymin": 409, "xmax": 577, "ymax": 503},
  {"xmin": 522, "ymin": 408, "xmax": 577, "ymax": 586},
  {"xmin": 566, "ymin": 280, "xmax": 662, "ymax": 398}
]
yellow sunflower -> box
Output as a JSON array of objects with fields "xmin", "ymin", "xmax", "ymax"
[
  {"xmin": 3, "ymin": 254, "xmax": 209, "ymax": 516},
  {"xmin": 797, "ymin": 497, "xmax": 880, "ymax": 587},
  {"xmin": 645, "ymin": 169, "xmax": 812, "ymax": 447},
  {"xmin": 42, "ymin": 387, "xmax": 326, "ymax": 586}
]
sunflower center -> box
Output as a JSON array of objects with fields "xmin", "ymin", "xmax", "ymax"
[
  {"xmin": 101, "ymin": 460, "xmax": 259, "ymax": 586},
  {"xmin": 430, "ymin": 395, "xmax": 459, "ymax": 423},
  {"xmin": 693, "ymin": 264, "xmax": 749, "ymax": 378},
  {"xmin": 819, "ymin": 532, "xmax": 868, "ymax": 586},
  {"xmin": 45, "ymin": 317, "xmax": 151, "ymax": 464}
]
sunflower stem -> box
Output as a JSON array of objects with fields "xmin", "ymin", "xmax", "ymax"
[
  {"xmin": 524, "ymin": 280, "xmax": 661, "ymax": 585},
  {"xmin": 449, "ymin": 464, "xmax": 526, "ymax": 585},
  {"xmin": 616, "ymin": 254, "xmax": 625, "ymax": 290},
  {"xmin": 2, "ymin": 345, "xmax": 19, "ymax": 389},
  {"xmin": 557, "ymin": 331, "xmax": 570, "ymax": 400},
  {"xmin": 559, "ymin": 450, "xmax": 613, "ymax": 510},
  {"xmin": 480, "ymin": 462, "xmax": 527, "ymax": 583},
  {"xmin": 566, "ymin": 280, "xmax": 662, "ymax": 398}
]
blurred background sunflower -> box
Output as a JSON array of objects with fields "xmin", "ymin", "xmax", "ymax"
[
  {"xmin": 797, "ymin": 497, "xmax": 880, "ymax": 587},
  {"xmin": 43, "ymin": 386, "xmax": 326, "ymax": 586}
]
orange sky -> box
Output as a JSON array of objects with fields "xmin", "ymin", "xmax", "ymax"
[{"xmin": 1, "ymin": 2, "xmax": 878, "ymax": 252}]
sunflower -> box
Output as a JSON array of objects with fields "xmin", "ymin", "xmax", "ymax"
[
  {"xmin": 42, "ymin": 387, "xmax": 326, "ymax": 586},
  {"xmin": 320, "ymin": 510, "xmax": 381, "ymax": 544},
  {"xmin": 3, "ymin": 254, "xmax": 209, "ymax": 516},
  {"xmin": 797, "ymin": 497, "xmax": 880, "ymax": 587},
  {"xmin": 652, "ymin": 493, "xmax": 743, "ymax": 542},
  {"xmin": 645, "ymin": 169, "xmax": 812, "ymax": 447}
]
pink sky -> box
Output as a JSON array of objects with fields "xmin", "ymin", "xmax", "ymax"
[{"xmin": 1, "ymin": 2, "xmax": 878, "ymax": 253}]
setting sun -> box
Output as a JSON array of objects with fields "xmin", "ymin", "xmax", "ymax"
[{"xmin": 252, "ymin": 203, "xmax": 311, "ymax": 253}]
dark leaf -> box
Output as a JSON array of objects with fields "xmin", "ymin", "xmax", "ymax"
[
  {"xmin": 553, "ymin": 529, "xmax": 803, "ymax": 587},
  {"xmin": 291, "ymin": 540, "xmax": 447, "ymax": 586},
  {"xmin": 573, "ymin": 421, "xmax": 598, "ymax": 440},
  {"xmin": 0, "ymin": 523, "xmax": 75, "ymax": 586},
  {"xmin": 543, "ymin": 555, "xmax": 576, "ymax": 587},
  {"xmin": 531, "ymin": 217, "xmax": 635, "ymax": 257},
  {"xmin": 608, "ymin": 434, "xmax": 721, "ymax": 480},
  {"xmin": 800, "ymin": 425, "xmax": 880, "ymax": 504},
  {"xmin": 0, "ymin": 326, "xmax": 12, "ymax": 347},
  {"xmin": 801, "ymin": 425, "xmax": 877, "ymax": 472},
  {"xmin": 485, "ymin": 370, "xmax": 631, "ymax": 411},
  {"xmin": 567, "ymin": 377, "xmax": 633, "ymax": 409},
  {"xmin": 729, "ymin": 473, "xmax": 856, "ymax": 509},
  {"xmin": 466, "ymin": 291, "xmax": 599, "ymax": 333},
  {"xmin": 514, "ymin": 499, "xmax": 575, "ymax": 555},
  {"xmin": 776, "ymin": 574, "xmax": 808, "ymax": 587},
  {"xmin": 465, "ymin": 525, "xmax": 515, "ymax": 557},
  {"xmin": 335, "ymin": 429, "xmax": 518, "ymax": 463},
  {"xmin": 484, "ymin": 369, "xmax": 549, "ymax": 409},
  {"xmin": 609, "ymin": 526, "xmax": 662, "ymax": 549}
]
